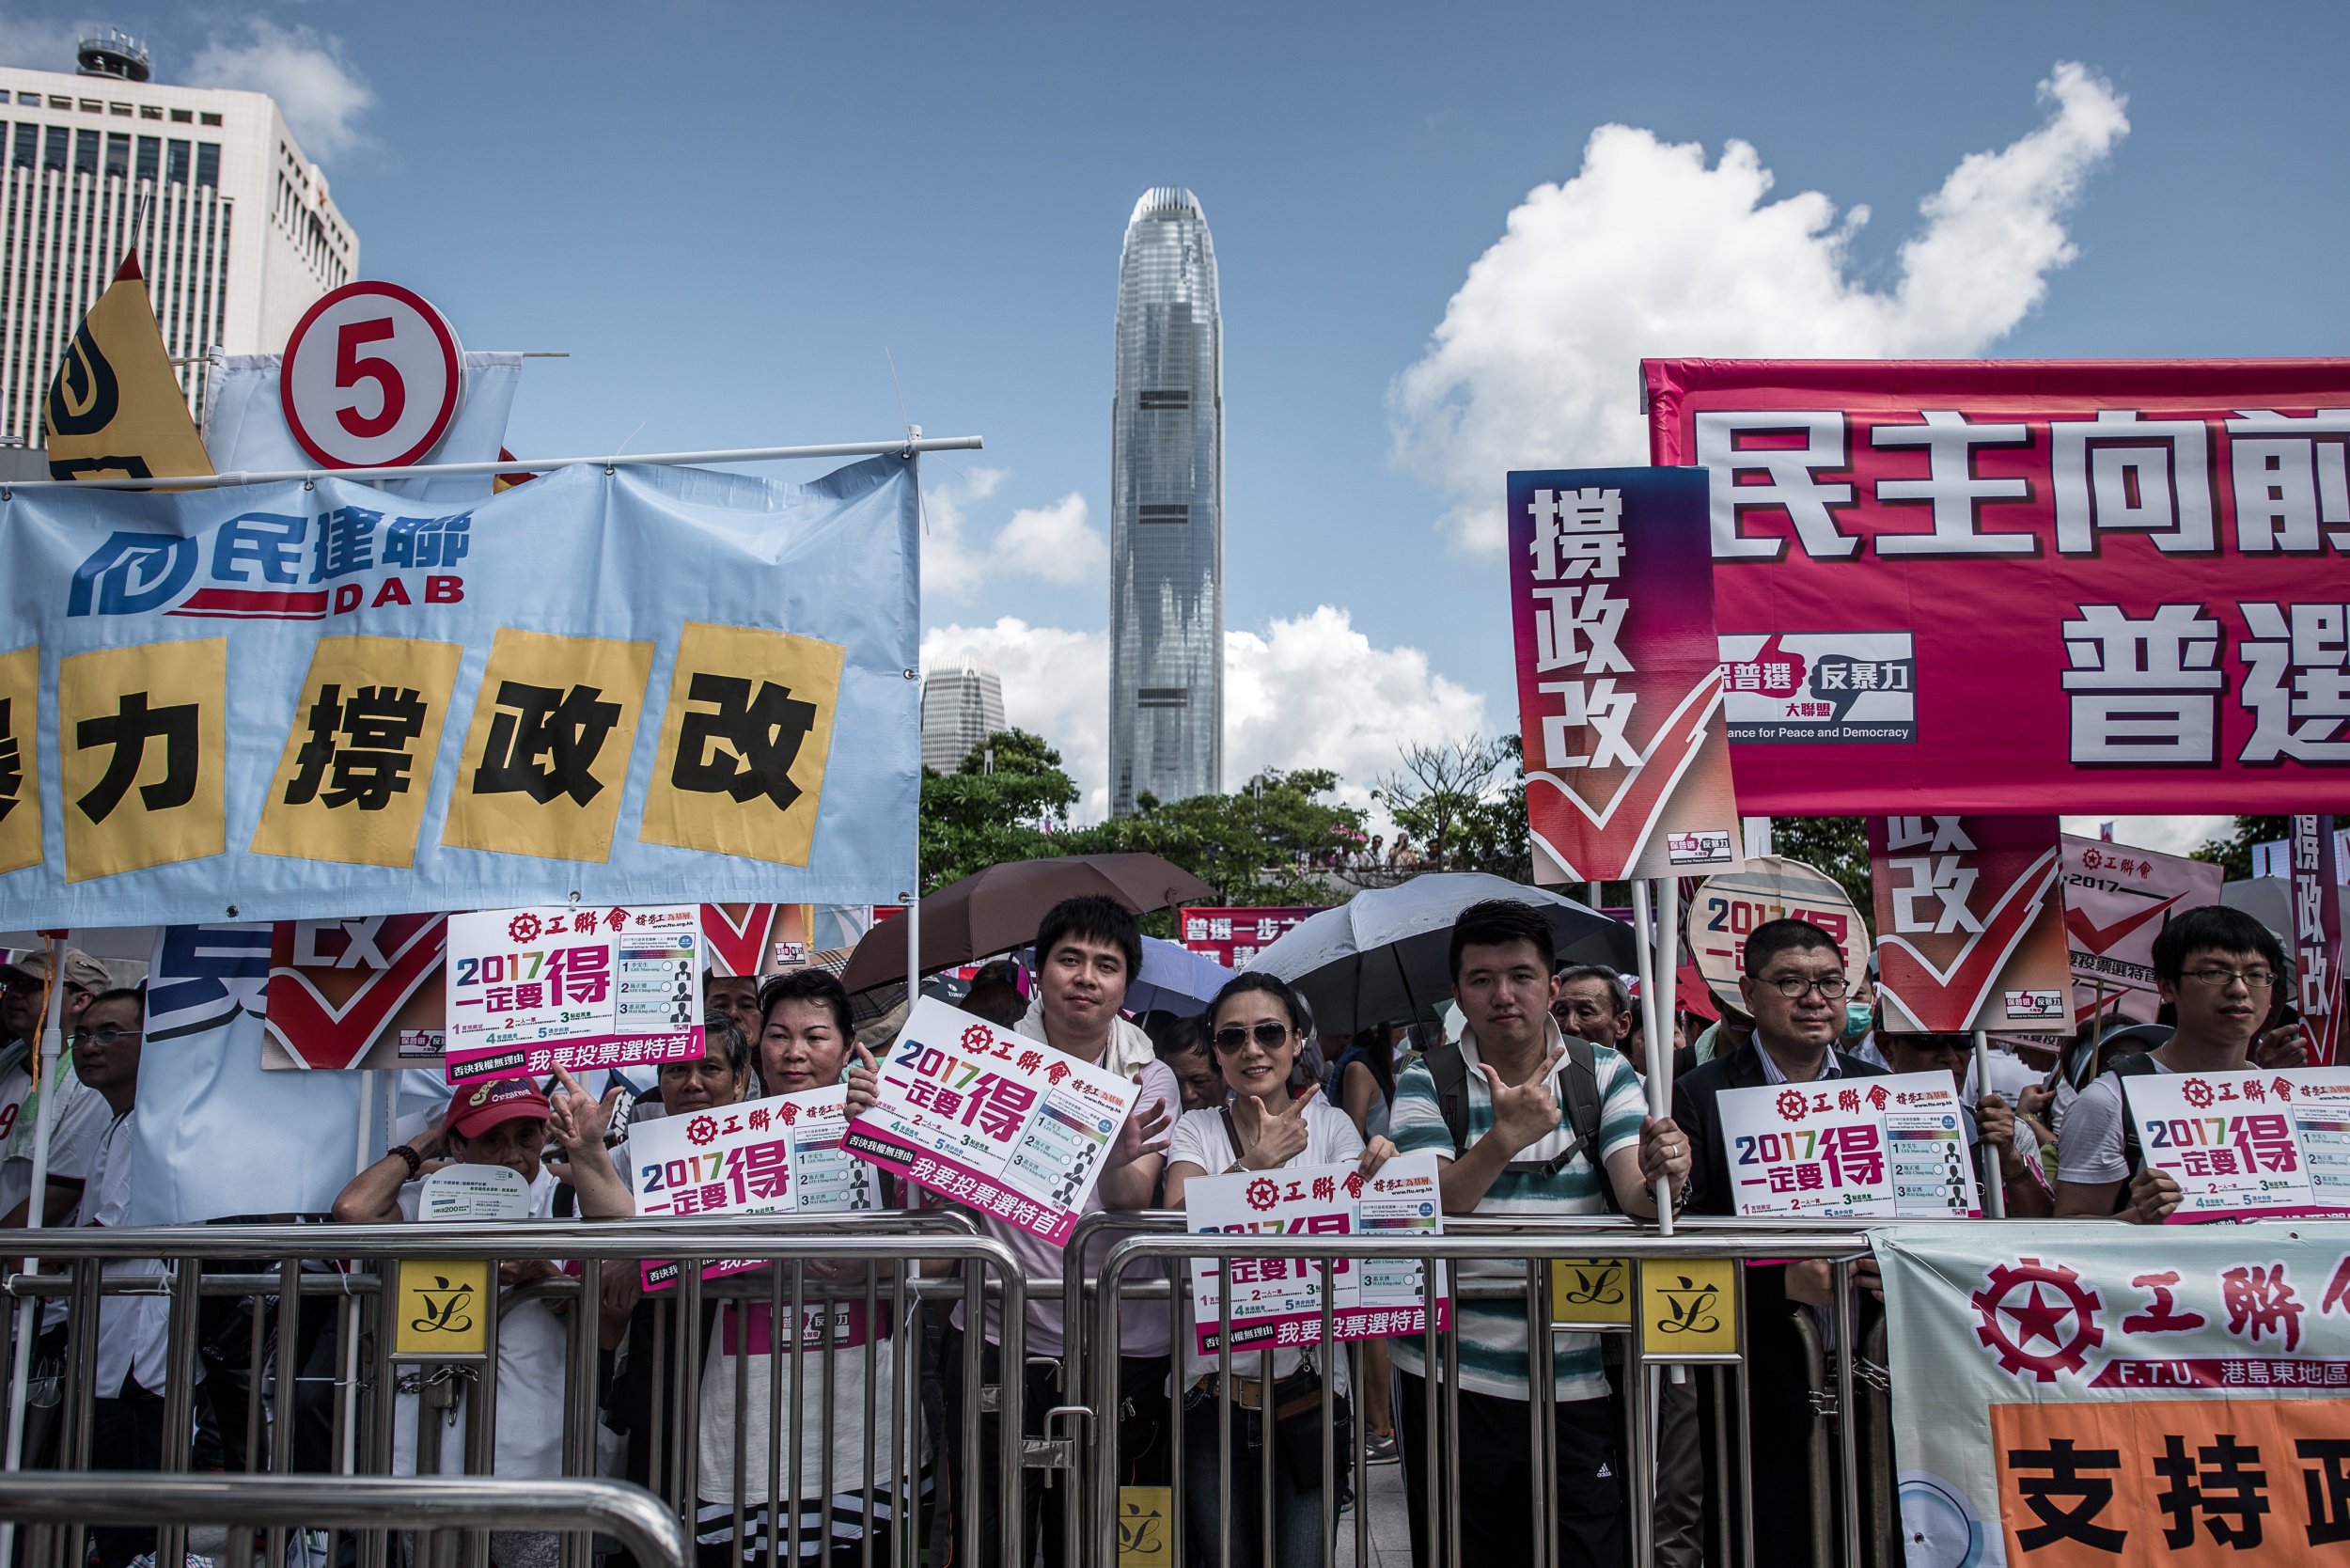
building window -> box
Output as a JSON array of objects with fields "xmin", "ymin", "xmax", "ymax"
[
  {"xmin": 138, "ymin": 103, "xmax": 160, "ymax": 119},
  {"xmin": 12, "ymin": 123, "xmax": 34, "ymax": 167},
  {"xmin": 196, "ymin": 142, "xmax": 218, "ymax": 187},
  {"xmin": 1138, "ymin": 504, "xmax": 1190, "ymax": 525},
  {"xmin": 1137, "ymin": 388, "xmax": 1191, "ymax": 410},
  {"xmin": 18, "ymin": 92, "xmax": 40, "ymax": 105},
  {"xmin": 47, "ymin": 96, "xmax": 70, "ymax": 109},
  {"xmin": 199, "ymin": 112, "xmax": 222, "ymax": 127},
  {"xmin": 78, "ymin": 99, "xmax": 100, "ymax": 114},
  {"xmin": 166, "ymin": 139, "xmax": 190, "ymax": 184},
  {"xmin": 110, "ymin": 102, "xmax": 131, "ymax": 117},
  {"xmin": 74, "ymin": 128, "xmax": 98, "ymax": 174},
  {"xmin": 169, "ymin": 107, "xmax": 192, "ymax": 123},
  {"xmin": 103, "ymin": 132, "xmax": 129, "ymax": 178},
  {"xmin": 1137, "ymin": 688, "xmax": 1190, "ymax": 708},
  {"xmin": 41, "ymin": 124, "xmax": 69, "ymax": 170},
  {"xmin": 136, "ymin": 135, "xmax": 158, "ymax": 181}
]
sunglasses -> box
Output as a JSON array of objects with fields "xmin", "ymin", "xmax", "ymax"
[{"xmin": 1213, "ymin": 1021, "xmax": 1292, "ymax": 1053}]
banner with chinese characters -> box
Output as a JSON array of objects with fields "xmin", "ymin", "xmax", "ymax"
[
  {"xmin": 844, "ymin": 997, "xmax": 1142, "ymax": 1247},
  {"xmin": 1506, "ymin": 467, "xmax": 1742, "ymax": 883},
  {"xmin": 2293, "ymin": 816, "xmax": 2343, "ymax": 1065},
  {"xmin": 1713, "ymin": 1070, "xmax": 1980, "ymax": 1217},
  {"xmin": 627, "ymin": 1085, "xmax": 880, "ymax": 1291},
  {"xmin": 1684, "ymin": 855, "xmax": 1866, "ymax": 1015},
  {"xmin": 1877, "ymin": 1220, "xmax": 2350, "ymax": 1568},
  {"xmin": 2060, "ymin": 836, "xmax": 2228, "ymax": 1024},
  {"xmin": 1868, "ymin": 815, "xmax": 2074, "ymax": 1033},
  {"xmin": 1176, "ymin": 906, "xmax": 1325, "ymax": 968},
  {"xmin": 1183, "ymin": 1154, "xmax": 1448, "ymax": 1355},
  {"xmin": 443, "ymin": 904, "xmax": 702, "ymax": 1083},
  {"xmin": 263, "ymin": 914, "xmax": 449, "ymax": 1070},
  {"xmin": 2121, "ymin": 1067, "xmax": 2350, "ymax": 1222},
  {"xmin": 0, "ymin": 457, "xmax": 917, "ymax": 927},
  {"xmin": 1645, "ymin": 358, "xmax": 2350, "ymax": 813}
]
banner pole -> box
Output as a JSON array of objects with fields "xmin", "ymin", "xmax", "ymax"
[
  {"xmin": 1972, "ymin": 1028, "xmax": 2006, "ymax": 1219},
  {"xmin": 905, "ymin": 894, "xmax": 922, "ymax": 1023},
  {"xmin": 0, "ymin": 932, "xmax": 71, "ymax": 1557},
  {"xmin": 353, "ymin": 1069, "xmax": 375, "ymax": 1178},
  {"xmin": 1630, "ymin": 881, "xmax": 1662, "ymax": 1093},
  {"xmin": 1653, "ymin": 880, "xmax": 1681, "ymax": 1235}
]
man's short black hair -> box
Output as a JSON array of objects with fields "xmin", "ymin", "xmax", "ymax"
[
  {"xmin": 2151, "ymin": 904, "xmax": 2286, "ymax": 984},
  {"xmin": 1153, "ymin": 1013, "xmax": 1210, "ymax": 1061},
  {"xmin": 682, "ymin": 1011, "xmax": 753, "ymax": 1074},
  {"xmin": 1448, "ymin": 900, "xmax": 1556, "ymax": 982},
  {"xmin": 84, "ymin": 986, "xmax": 144, "ymax": 1016},
  {"xmin": 1035, "ymin": 895, "xmax": 1143, "ymax": 982},
  {"xmin": 759, "ymin": 967, "xmax": 853, "ymax": 1040},
  {"xmin": 1553, "ymin": 964, "xmax": 1630, "ymax": 1017},
  {"xmin": 1743, "ymin": 918, "xmax": 1841, "ymax": 978},
  {"xmin": 704, "ymin": 969, "xmax": 757, "ymax": 993}
]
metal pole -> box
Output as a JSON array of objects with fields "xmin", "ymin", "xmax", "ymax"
[
  {"xmin": 1972, "ymin": 1029, "xmax": 2007, "ymax": 1218},
  {"xmin": 0, "ymin": 931, "xmax": 70, "ymax": 1565},
  {"xmin": 0, "ymin": 435, "xmax": 988, "ymax": 492}
]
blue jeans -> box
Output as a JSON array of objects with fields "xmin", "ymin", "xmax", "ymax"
[{"xmin": 1180, "ymin": 1385, "xmax": 1348, "ymax": 1568}]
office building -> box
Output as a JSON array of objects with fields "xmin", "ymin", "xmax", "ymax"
[
  {"xmin": 0, "ymin": 30, "xmax": 360, "ymax": 444},
  {"xmin": 1108, "ymin": 186, "xmax": 1223, "ymax": 816},
  {"xmin": 920, "ymin": 655, "xmax": 1007, "ymax": 774}
]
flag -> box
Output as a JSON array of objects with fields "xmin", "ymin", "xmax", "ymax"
[
  {"xmin": 493, "ymin": 446, "xmax": 537, "ymax": 494},
  {"xmin": 43, "ymin": 253, "xmax": 213, "ymax": 483}
]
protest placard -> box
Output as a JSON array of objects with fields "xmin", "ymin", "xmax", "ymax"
[
  {"xmin": 1868, "ymin": 815, "xmax": 2074, "ymax": 1032},
  {"xmin": 1182, "ymin": 1153, "xmax": 1448, "ymax": 1355},
  {"xmin": 443, "ymin": 903, "xmax": 704, "ymax": 1084},
  {"xmin": 2120, "ymin": 1066, "xmax": 2350, "ymax": 1222},
  {"xmin": 1684, "ymin": 855, "xmax": 1867, "ymax": 1014},
  {"xmin": 844, "ymin": 997, "xmax": 1139, "ymax": 1246},
  {"xmin": 2060, "ymin": 835, "xmax": 2226, "ymax": 1023},
  {"xmin": 1715, "ymin": 1071, "xmax": 1981, "ymax": 1218},
  {"xmin": 627, "ymin": 1084, "xmax": 880, "ymax": 1290},
  {"xmin": 415, "ymin": 1163, "xmax": 531, "ymax": 1221}
]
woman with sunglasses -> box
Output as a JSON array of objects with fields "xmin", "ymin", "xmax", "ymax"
[{"xmin": 1162, "ymin": 973, "xmax": 1398, "ymax": 1568}]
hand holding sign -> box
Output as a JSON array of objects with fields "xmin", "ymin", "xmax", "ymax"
[{"xmin": 1231, "ymin": 1086, "xmax": 1316, "ymax": 1170}]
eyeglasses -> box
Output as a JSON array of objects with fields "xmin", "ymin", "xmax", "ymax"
[
  {"xmin": 1213, "ymin": 1022, "xmax": 1292, "ymax": 1053},
  {"xmin": 2180, "ymin": 967, "xmax": 2277, "ymax": 991},
  {"xmin": 69, "ymin": 1027, "xmax": 141, "ymax": 1049},
  {"xmin": 1763, "ymin": 974, "xmax": 1851, "ymax": 1000}
]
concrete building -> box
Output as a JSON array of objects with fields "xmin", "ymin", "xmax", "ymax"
[
  {"xmin": 920, "ymin": 655, "xmax": 1007, "ymax": 774},
  {"xmin": 1108, "ymin": 186, "xmax": 1223, "ymax": 816},
  {"xmin": 0, "ymin": 29, "xmax": 359, "ymax": 445}
]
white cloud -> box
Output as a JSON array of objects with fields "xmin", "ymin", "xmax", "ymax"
[
  {"xmin": 0, "ymin": 14, "xmax": 95, "ymax": 74},
  {"xmin": 925, "ymin": 607, "xmax": 1494, "ymax": 823},
  {"xmin": 187, "ymin": 20, "xmax": 376, "ymax": 163},
  {"xmin": 2060, "ymin": 815, "xmax": 2232, "ymax": 861},
  {"xmin": 1392, "ymin": 61, "xmax": 2129, "ymax": 555},
  {"xmin": 921, "ymin": 467, "xmax": 1109, "ymax": 602}
]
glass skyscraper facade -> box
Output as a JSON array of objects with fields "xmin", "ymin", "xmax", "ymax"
[{"xmin": 1109, "ymin": 186, "xmax": 1222, "ymax": 816}]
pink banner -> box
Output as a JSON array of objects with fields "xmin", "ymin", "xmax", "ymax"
[
  {"xmin": 1178, "ymin": 906, "xmax": 1324, "ymax": 968},
  {"xmin": 1867, "ymin": 816, "xmax": 2073, "ymax": 1033},
  {"xmin": 2293, "ymin": 814, "xmax": 2342, "ymax": 1065},
  {"xmin": 1506, "ymin": 467, "xmax": 1741, "ymax": 882},
  {"xmin": 1646, "ymin": 358, "xmax": 2350, "ymax": 813}
]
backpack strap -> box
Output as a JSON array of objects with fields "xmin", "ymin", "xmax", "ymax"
[
  {"xmin": 1424, "ymin": 1043, "xmax": 1472, "ymax": 1157},
  {"xmin": 1424, "ymin": 1036, "xmax": 1615, "ymax": 1204},
  {"xmin": 2105, "ymin": 1052, "xmax": 2162, "ymax": 1214}
]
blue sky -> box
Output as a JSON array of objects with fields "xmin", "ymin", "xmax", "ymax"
[{"xmin": 8, "ymin": 1, "xmax": 2344, "ymax": 842}]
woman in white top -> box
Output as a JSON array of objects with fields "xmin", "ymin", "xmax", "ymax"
[{"xmin": 1163, "ymin": 973, "xmax": 1398, "ymax": 1568}]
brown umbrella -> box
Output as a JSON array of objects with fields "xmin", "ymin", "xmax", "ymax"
[{"xmin": 838, "ymin": 854, "xmax": 1217, "ymax": 994}]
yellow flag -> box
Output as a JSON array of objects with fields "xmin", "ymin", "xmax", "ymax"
[{"xmin": 43, "ymin": 253, "xmax": 213, "ymax": 483}]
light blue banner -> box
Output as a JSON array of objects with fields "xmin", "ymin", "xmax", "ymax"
[{"xmin": 0, "ymin": 457, "xmax": 918, "ymax": 927}]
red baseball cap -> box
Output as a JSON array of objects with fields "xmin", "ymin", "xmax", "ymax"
[{"xmin": 446, "ymin": 1077, "xmax": 552, "ymax": 1139}]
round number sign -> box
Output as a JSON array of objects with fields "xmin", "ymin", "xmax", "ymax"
[
  {"xmin": 1684, "ymin": 855, "xmax": 1868, "ymax": 1014},
  {"xmin": 279, "ymin": 281, "xmax": 464, "ymax": 469}
]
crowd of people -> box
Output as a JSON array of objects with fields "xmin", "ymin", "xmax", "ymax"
[{"xmin": 0, "ymin": 893, "xmax": 2311, "ymax": 1568}]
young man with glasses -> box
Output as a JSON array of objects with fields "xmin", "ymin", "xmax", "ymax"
[
  {"xmin": 1672, "ymin": 918, "xmax": 1888, "ymax": 1562},
  {"xmin": 2054, "ymin": 905, "xmax": 2289, "ymax": 1222}
]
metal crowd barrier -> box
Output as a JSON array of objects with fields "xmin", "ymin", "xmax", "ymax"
[
  {"xmin": 7, "ymin": 1210, "xmax": 1909, "ymax": 1568},
  {"xmin": 0, "ymin": 1474, "xmax": 688, "ymax": 1568}
]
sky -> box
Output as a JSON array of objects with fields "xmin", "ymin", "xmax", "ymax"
[{"xmin": 8, "ymin": 1, "xmax": 2345, "ymax": 851}]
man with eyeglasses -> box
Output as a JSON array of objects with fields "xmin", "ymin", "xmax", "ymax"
[
  {"xmin": 1673, "ymin": 917, "xmax": 1888, "ymax": 1562},
  {"xmin": 0, "ymin": 947, "xmax": 114, "ymax": 1231},
  {"xmin": 2055, "ymin": 904, "xmax": 2290, "ymax": 1222}
]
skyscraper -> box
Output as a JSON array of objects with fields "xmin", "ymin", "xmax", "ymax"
[
  {"xmin": 919, "ymin": 655, "xmax": 1007, "ymax": 774},
  {"xmin": 0, "ymin": 31, "xmax": 360, "ymax": 444},
  {"xmin": 1108, "ymin": 186, "xmax": 1222, "ymax": 816}
]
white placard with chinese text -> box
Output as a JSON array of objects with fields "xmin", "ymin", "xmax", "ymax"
[
  {"xmin": 2122, "ymin": 1067, "xmax": 2350, "ymax": 1222},
  {"xmin": 416, "ymin": 1163, "xmax": 530, "ymax": 1222},
  {"xmin": 629, "ymin": 1085, "xmax": 879, "ymax": 1289},
  {"xmin": 844, "ymin": 997, "xmax": 1141, "ymax": 1247},
  {"xmin": 444, "ymin": 904, "xmax": 705, "ymax": 1084},
  {"xmin": 1716, "ymin": 1071, "xmax": 1980, "ymax": 1218},
  {"xmin": 1183, "ymin": 1154, "xmax": 1449, "ymax": 1355}
]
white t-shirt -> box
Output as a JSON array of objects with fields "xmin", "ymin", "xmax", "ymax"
[
  {"xmin": 42, "ymin": 1109, "xmax": 174, "ymax": 1399},
  {"xmin": 0, "ymin": 1054, "xmax": 108, "ymax": 1219},
  {"xmin": 2056, "ymin": 1061, "xmax": 2174, "ymax": 1187},
  {"xmin": 393, "ymin": 1166, "xmax": 568, "ymax": 1480},
  {"xmin": 1167, "ymin": 1097, "xmax": 1364, "ymax": 1389}
]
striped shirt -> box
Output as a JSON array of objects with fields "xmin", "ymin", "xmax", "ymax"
[{"xmin": 1388, "ymin": 1024, "xmax": 1647, "ymax": 1401}]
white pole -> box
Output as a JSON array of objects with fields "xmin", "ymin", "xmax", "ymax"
[
  {"xmin": 1653, "ymin": 880, "xmax": 1681, "ymax": 1235},
  {"xmin": 0, "ymin": 435, "xmax": 986, "ymax": 493},
  {"xmin": 354, "ymin": 1069, "xmax": 376, "ymax": 1177},
  {"xmin": 1, "ymin": 933, "xmax": 71, "ymax": 1556},
  {"xmin": 1630, "ymin": 883, "xmax": 1662, "ymax": 1082},
  {"xmin": 1972, "ymin": 1028, "xmax": 2007, "ymax": 1218}
]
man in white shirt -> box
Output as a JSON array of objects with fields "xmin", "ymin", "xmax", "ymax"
[{"xmin": 0, "ymin": 947, "xmax": 112, "ymax": 1229}]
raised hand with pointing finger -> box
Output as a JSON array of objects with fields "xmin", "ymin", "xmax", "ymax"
[{"xmin": 1230, "ymin": 1083, "xmax": 1318, "ymax": 1170}]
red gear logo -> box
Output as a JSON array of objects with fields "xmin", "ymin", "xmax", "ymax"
[
  {"xmin": 507, "ymin": 913, "xmax": 541, "ymax": 944},
  {"xmin": 1245, "ymin": 1178, "xmax": 1279, "ymax": 1212},
  {"xmin": 1971, "ymin": 1257, "xmax": 2104, "ymax": 1382},
  {"xmin": 686, "ymin": 1114, "xmax": 720, "ymax": 1147},
  {"xmin": 1775, "ymin": 1089, "xmax": 1809, "ymax": 1123},
  {"xmin": 2183, "ymin": 1078, "xmax": 2215, "ymax": 1108},
  {"xmin": 961, "ymin": 1024, "xmax": 995, "ymax": 1052}
]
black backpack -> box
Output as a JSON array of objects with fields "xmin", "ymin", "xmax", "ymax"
[{"xmin": 1421, "ymin": 1034, "xmax": 1617, "ymax": 1213}]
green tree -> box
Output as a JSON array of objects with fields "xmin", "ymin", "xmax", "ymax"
[
  {"xmin": 2190, "ymin": 815, "xmax": 2293, "ymax": 879},
  {"xmin": 1069, "ymin": 767, "xmax": 1362, "ymax": 910},
  {"xmin": 918, "ymin": 729, "xmax": 1078, "ymax": 890},
  {"xmin": 1373, "ymin": 735, "xmax": 1528, "ymax": 876},
  {"xmin": 1767, "ymin": 816, "xmax": 1872, "ymax": 923}
]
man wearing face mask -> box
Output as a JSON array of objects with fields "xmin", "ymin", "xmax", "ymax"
[{"xmin": 1841, "ymin": 959, "xmax": 1888, "ymax": 1069}]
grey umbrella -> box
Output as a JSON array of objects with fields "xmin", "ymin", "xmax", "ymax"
[{"xmin": 1243, "ymin": 872, "xmax": 1634, "ymax": 1035}]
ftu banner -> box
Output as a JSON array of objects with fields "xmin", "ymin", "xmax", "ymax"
[{"xmin": 0, "ymin": 457, "xmax": 918, "ymax": 927}]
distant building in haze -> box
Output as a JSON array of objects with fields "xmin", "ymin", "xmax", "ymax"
[
  {"xmin": 921, "ymin": 655, "xmax": 1007, "ymax": 774},
  {"xmin": 0, "ymin": 29, "xmax": 360, "ymax": 445},
  {"xmin": 1108, "ymin": 186, "xmax": 1223, "ymax": 816}
]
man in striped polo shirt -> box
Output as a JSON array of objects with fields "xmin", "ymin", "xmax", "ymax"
[{"xmin": 1389, "ymin": 900, "xmax": 1691, "ymax": 1568}]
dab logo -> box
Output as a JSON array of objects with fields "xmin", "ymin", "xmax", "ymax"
[{"xmin": 1971, "ymin": 1257, "xmax": 2104, "ymax": 1382}]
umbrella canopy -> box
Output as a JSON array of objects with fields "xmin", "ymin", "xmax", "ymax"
[
  {"xmin": 1124, "ymin": 936, "xmax": 1237, "ymax": 1017},
  {"xmin": 838, "ymin": 854, "xmax": 1216, "ymax": 994},
  {"xmin": 1245, "ymin": 871, "xmax": 1634, "ymax": 1035}
]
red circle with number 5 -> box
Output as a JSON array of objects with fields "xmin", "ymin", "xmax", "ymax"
[{"xmin": 279, "ymin": 280, "xmax": 464, "ymax": 470}]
